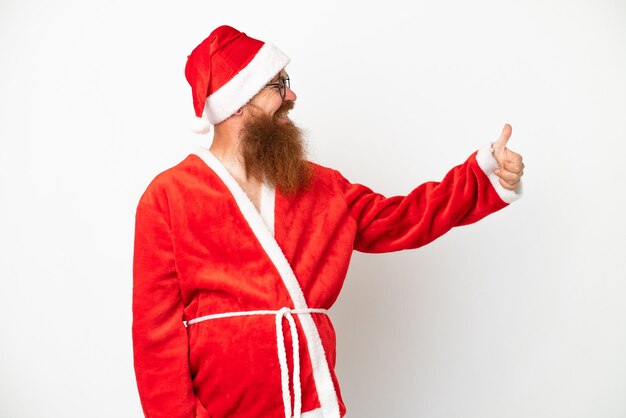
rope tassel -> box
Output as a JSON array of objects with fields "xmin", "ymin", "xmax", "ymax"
[{"xmin": 184, "ymin": 307, "xmax": 328, "ymax": 418}]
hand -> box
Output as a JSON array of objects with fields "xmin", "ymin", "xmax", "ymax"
[{"xmin": 492, "ymin": 123, "xmax": 524, "ymax": 191}]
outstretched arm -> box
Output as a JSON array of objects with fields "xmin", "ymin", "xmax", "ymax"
[{"xmin": 338, "ymin": 124, "xmax": 523, "ymax": 253}]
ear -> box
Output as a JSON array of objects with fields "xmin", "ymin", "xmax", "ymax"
[{"xmin": 235, "ymin": 107, "xmax": 244, "ymax": 116}]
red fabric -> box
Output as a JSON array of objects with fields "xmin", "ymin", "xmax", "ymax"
[
  {"xmin": 132, "ymin": 151, "xmax": 508, "ymax": 418},
  {"xmin": 184, "ymin": 26, "xmax": 263, "ymax": 118}
]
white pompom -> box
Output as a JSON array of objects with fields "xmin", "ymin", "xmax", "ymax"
[{"xmin": 191, "ymin": 116, "xmax": 211, "ymax": 134}]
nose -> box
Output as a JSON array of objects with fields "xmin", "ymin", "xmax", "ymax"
[{"xmin": 284, "ymin": 86, "xmax": 297, "ymax": 101}]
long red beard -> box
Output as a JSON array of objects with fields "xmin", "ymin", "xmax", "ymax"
[{"xmin": 239, "ymin": 102, "xmax": 312, "ymax": 195}]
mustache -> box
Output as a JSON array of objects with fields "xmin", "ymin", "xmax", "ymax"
[{"xmin": 276, "ymin": 100, "xmax": 295, "ymax": 116}]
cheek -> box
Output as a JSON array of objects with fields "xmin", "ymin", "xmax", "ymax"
[{"xmin": 257, "ymin": 96, "xmax": 282, "ymax": 113}]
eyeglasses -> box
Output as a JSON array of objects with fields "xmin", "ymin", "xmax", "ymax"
[{"xmin": 265, "ymin": 76, "xmax": 291, "ymax": 100}]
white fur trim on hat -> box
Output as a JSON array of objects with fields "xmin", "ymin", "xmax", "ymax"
[{"xmin": 204, "ymin": 43, "xmax": 290, "ymax": 126}]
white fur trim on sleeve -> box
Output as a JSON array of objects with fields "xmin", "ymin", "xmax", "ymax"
[{"xmin": 475, "ymin": 143, "xmax": 523, "ymax": 204}]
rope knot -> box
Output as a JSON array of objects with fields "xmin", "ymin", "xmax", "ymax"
[{"xmin": 277, "ymin": 307, "xmax": 291, "ymax": 316}]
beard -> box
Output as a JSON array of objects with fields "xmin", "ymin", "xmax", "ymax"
[{"xmin": 239, "ymin": 101, "xmax": 312, "ymax": 195}]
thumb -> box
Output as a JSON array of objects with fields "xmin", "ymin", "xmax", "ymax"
[
  {"xmin": 493, "ymin": 123, "xmax": 513, "ymax": 163},
  {"xmin": 493, "ymin": 123, "xmax": 513, "ymax": 152}
]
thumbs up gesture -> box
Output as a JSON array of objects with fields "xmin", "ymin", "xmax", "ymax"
[{"xmin": 492, "ymin": 123, "xmax": 524, "ymax": 190}]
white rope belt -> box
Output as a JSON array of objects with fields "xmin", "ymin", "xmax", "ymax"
[{"xmin": 183, "ymin": 307, "xmax": 328, "ymax": 418}]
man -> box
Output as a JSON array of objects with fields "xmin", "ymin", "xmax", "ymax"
[{"xmin": 132, "ymin": 25, "xmax": 524, "ymax": 418}]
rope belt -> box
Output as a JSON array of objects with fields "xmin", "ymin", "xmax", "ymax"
[{"xmin": 183, "ymin": 307, "xmax": 328, "ymax": 418}]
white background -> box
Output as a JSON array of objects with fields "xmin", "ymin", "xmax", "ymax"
[{"xmin": 1, "ymin": 1, "xmax": 625, "ymax": 417}]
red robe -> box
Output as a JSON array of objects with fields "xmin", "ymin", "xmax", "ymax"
[{"xmin": 132, "ymin": 145, "xmax": 520, "ymax": 418}]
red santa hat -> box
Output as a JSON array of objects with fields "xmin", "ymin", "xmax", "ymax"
[{"xmin": 185, "ymin": 25, "xmax": 290, "ymax": 134}]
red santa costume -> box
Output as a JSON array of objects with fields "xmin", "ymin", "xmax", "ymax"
[{"xmin": 132, "ymin": 26, "xmax": 522, "ymax": 418}]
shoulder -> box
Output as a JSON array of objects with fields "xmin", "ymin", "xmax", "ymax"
[
  {"xmin": 152, "ymin": 153, "xmax": 207, "ymax": 184},
  {"xmin": 306, "ymin": 160, "xmax": 372, "ymax": 194},
  {"xmin": 307, "ymin": 160, "xmax": 335, "ymax": 177},
  {"xmin": 301, "ymin": 161, "xmax": 376, "ymax": 208},
  {"xmin": 305, "ymin": 160, "xmax": 345, "ymax": 192},
  {"xmin": 138, "ymin": 154, "xmax": 207, "ymax": 208}
]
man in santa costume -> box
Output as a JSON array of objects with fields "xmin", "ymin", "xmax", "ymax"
[{"xmin": 132, "ymin": 25, "xmax": 524, "ymax": 418}]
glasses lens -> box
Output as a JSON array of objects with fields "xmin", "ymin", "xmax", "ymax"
[{"xmin": 280, "ymin": 77, "xmax": 288, "ymax": 99}]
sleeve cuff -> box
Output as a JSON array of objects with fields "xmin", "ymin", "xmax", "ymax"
[{"xmin": 475, "ymin": 143, "xmax": 523, "ymax": 204}]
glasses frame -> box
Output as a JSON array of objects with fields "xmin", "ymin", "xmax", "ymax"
[{"xmin": 265, "ymin": 76, "xmax": 290, "ymax": 100}]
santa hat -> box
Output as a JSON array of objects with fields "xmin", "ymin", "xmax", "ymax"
[{"xmin": 185, "ymin": 25, "xmax": 290, "ymax": 134}]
